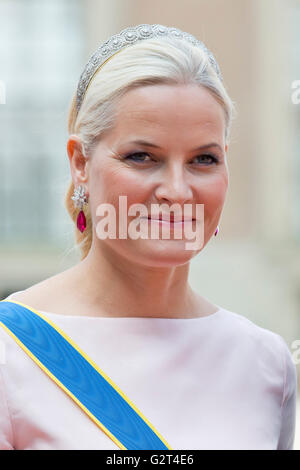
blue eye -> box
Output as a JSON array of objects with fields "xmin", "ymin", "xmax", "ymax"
[
  {"xmin": 123, "ymin": 152, "xmax": 151, "ymax": 162},
  {"xmin": 193, "ymin": 154, "xmax": 218, "ymax": 164},
  {"xmin": 122, "ymin": 152, "xmax": 219, "ymax": 165}
]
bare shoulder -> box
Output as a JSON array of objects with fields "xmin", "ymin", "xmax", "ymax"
[
  {"xmin": 192, "ymin": 291, "xmax": 221, "ymax": 317},
  {"xmin": 4, "ymin": 267, "xmax": 79, "ymax": 315}
]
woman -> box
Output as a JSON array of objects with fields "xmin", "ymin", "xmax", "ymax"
[{"xmin": 0, "ymin": 24, "xmax": 297, "ymax": 450}]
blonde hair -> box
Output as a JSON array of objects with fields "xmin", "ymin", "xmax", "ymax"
[{"xmin": 66, "ymin": 37, "xmax": 236, "ymax": 260}]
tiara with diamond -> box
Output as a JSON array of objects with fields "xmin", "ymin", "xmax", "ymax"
[{"xmin": 76, "ymin": 23, "xmax": 222, "ymax": 113}]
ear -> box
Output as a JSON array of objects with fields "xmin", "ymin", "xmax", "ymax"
[{"xmin": 67, "ymin": 135, "xmax": 89, "ymax": 189}]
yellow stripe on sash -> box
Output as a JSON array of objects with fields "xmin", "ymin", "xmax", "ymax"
[{"xmin": 0, "ymin": 299, "xmax": 172, "ymax": 450}]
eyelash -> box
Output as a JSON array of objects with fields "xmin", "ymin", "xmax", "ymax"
[{"xmin": 122, "ymin": 152, "xmax": 219, "ymax": 165}]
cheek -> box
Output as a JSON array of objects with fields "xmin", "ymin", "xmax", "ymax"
[
  {"xmin": 89, "ymin": 163, "xmax": 147, "ymax": 211},
  {"xmin": 197, "ymin": 173, "xmax": 228, "ymax": 212}
]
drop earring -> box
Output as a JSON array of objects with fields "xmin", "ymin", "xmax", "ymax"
[
  {"xmin": 71, "ymin": 185, "xmax": 88, "ymax": 233},
  {"xmin": 214, "ymin": 225, "xmax": 219, "ymax": 236}
]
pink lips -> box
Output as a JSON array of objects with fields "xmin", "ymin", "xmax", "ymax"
[
  {"xmin": 146, "ymin": 215, "xmax": 195, "ymax": 222},
  {"xmin": 144, "ymin": 216, "xmax": 195, "ymax": 224}
]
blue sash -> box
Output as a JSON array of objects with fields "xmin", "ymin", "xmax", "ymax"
[{"xmin": 0, "ymin": 300, "xmax": 172, "ymax": 450}]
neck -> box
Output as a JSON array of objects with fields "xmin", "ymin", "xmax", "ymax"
[{"xmin": 71, "ymin": 241, "xmax": 199, "ymax": 319}]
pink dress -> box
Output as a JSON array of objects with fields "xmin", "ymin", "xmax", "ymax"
[{"xmin": 0, "ymin": 291, "xmax": 297, "ymax": 450}]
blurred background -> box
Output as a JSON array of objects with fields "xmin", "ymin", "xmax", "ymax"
[{"xmin": 0, "ymin": 0, "xmax": 299, "ymax": 448}]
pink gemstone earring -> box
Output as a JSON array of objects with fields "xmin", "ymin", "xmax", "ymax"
[
  {"xmin": 71, "ymin": 185, "xmax": 88, "ymax": 233},
  {"xmin": 214, "ymin": 225, "xmax": 219, "ymax": 236}
]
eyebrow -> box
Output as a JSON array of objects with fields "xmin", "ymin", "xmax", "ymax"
[{"xmin": 127, "ymin": 139, "xmax": 223, "ymax": 152}]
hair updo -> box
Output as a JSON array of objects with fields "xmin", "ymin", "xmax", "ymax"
[{"xmin": 66, "ymin": 36, "xmax": 236, "ymax": 261}]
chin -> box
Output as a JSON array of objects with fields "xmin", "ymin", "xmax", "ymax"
[{"xmin": 130, "ymin": 239, "xmax": 202, "ymax": 267}]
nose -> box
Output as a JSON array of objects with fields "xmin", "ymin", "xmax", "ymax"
[{"xmin": 154, "ymin": 164, "xmax": 193, "ymax": 205}]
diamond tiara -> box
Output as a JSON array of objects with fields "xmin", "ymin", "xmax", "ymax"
[{"xmin": 76, "ymin": 23, "xmax": 223, "ymax": 114}]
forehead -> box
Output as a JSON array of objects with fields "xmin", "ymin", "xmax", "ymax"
[{"xmin": 112, "ymin": 84, "xmax": 225, "ymax": 140}]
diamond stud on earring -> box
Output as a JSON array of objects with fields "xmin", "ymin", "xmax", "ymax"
[{"xmin": 71, "ymin": 185, "xmax": 88, "ymax": 233}]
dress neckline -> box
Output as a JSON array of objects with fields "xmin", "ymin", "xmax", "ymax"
[
  {"xmin": 38, "ymin": 306, "xmax": 224, "ymax": 321},
  {"xmin": 4, "ymin": 296, "xmax": 224, "ymax": 321}
]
